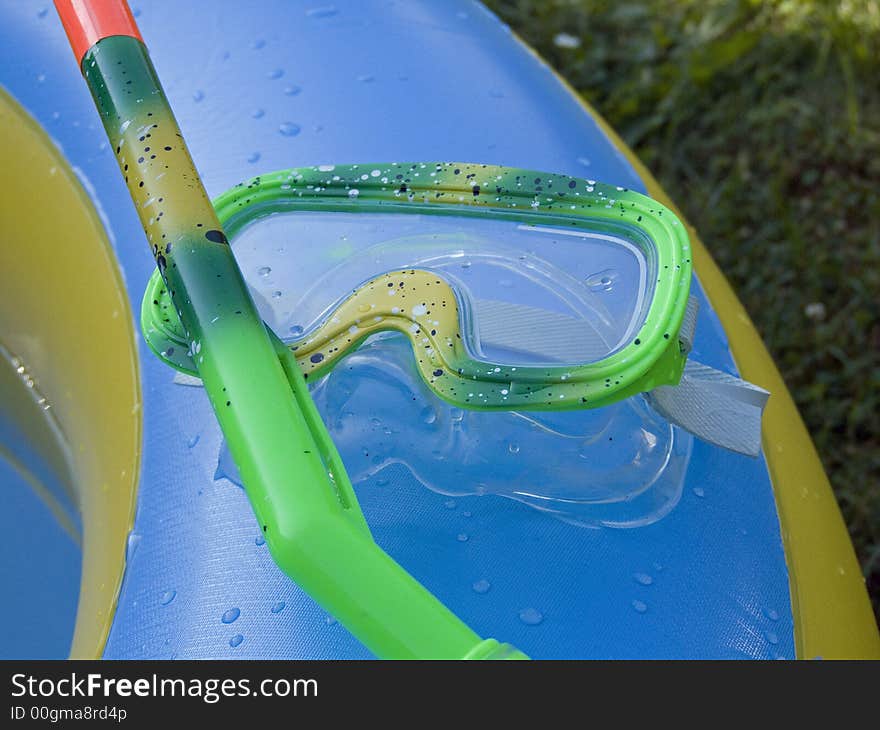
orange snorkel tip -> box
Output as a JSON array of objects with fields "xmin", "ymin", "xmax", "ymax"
[{"xmin": 54, "ymin": 0, "xmax": 143, "ymax": 64}]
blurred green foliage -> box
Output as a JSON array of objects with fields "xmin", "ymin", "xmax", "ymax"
[{"xmin": 484, "ymin": 0, "xmax": 880, "ymax": 620}]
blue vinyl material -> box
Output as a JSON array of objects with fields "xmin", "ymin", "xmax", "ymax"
[{"xmin": 0, "ymin": 0, "xmax": 794, "ymax": 659}]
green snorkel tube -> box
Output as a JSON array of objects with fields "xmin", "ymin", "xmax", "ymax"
[{"xmin": 55, "ymin": 0, "xmax": 525, "ymax": 660}]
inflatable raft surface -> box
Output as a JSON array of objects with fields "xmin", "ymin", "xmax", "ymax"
[{"xmin": 0, "ymin": 0, "xmax": 876, "ymax": 659}]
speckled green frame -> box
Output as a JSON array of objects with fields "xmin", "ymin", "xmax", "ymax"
[{"xmin": 143, "ymin": 162, "xmax": 692, "ymax": 410}]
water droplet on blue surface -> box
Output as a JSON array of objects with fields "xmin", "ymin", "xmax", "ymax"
[
  {"xmin": 279, "ymin": 122, "xmax": 301, "ymax": 137},
  {"xmin": 632, "ymin": 600, "xmax": 648, "ymax": 613},
  {"xmin": 251, "ymin": 108, "xmax": 265, "ymax": 119},
  {"xmin": 472, "ymin": 579, "xmax": 491, "ymax": 594},
  {"xmin": 160, "ymin": 590, "xmax": 176, "ymax": 606},
  {"xmin": 229, "ymin": 634, "xmax": 244, "ymax": 647},
  {"xmin": 306, "ymin": 6, "xmax": 338, "ymax": 18},
  {"xmin": 444, "ymin": 499, "xmax": 456, "ymax": 509},
  {"xmin": 289, "ymin": 325, "xmax": 304, "ymax": 336},
  {"xmin": 192, "ymin": 90, "xmax": 204, "ymax": 102},
  {"xmin": 456, "ymin": 533, "xmax": 469, "ymax": 542},
  {"xmin": 508, "ymin": 442, "xmax": 520, "ymax": 454},
  {"xmin": 284, "ymin": 85, "xmax": 302, "ymax": 96},
  {"xmin": 221, "ymin": 607, "xmax": 241, "ymax": 624},
  {"xmin": 126, "ymin": 532, "xmax": 142, "ymax": 561},
  {"xmin": 187, "ymin": 434, "xmax": 200, "ymax": 449},
  {"xmin": 268, "ymin": 68, "xmax": 285, "ymax": 80},
  {"xmin": 634, "ymin": 573, "xmax": 653, "ymax": 586},
  {"xmin": 765, "ymin": 631, "xmax": 779, "ymax": 645},
  {"xmin": 420, "ymin": 406, "xmax": 437, "ymax": 425},
  {"xmin": 518, "ymin": 608, "xmax": 543, "ymax": 625},
  {"xmin": 258, "ymin": 266, "xmax": 272, "ymax": 277},
  {"xmin": 270, "ymin": 601, "xmax": 286, "ymax": 614},
  {"xmin": 765, "ymin": 608, "xmax": 779, "ymax": 621},
  {"xmin": 692, "ymin": 487, "xmax": 705, "ymax": 498},
  {"xmin": 255, "ymin": 534, "xmax": 265, "ymax": 546}
]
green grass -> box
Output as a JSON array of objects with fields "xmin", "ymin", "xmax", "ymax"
[{"xmin": 484, "ymin": 0, "xmax": 880, "ymax": 621}]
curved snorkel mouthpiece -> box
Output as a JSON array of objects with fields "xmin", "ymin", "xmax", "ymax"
[{"xmin": 55, "ymin": 0, "xmax": 527, "ymax": 660}]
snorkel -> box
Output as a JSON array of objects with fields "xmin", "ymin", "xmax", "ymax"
[{"xmin": 55, "ymin": 0, "xmax": 524, "ymax": 660}]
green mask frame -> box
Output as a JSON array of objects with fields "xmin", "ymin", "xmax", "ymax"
[{"xmin": 142, "ymin": 163, "xmax": 693, "ymax": 412}]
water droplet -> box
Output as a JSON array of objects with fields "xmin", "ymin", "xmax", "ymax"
[
  {"xmin": 692, "ymin": 487, "xmax": 705, "ymax": 498},
  {"xmin": 251, "ymin": 108, "xmax": 265, "ymax": 119},
  {"xmin": 271, "ymin": 290, "xmax": 282, "ymax": 299},
  {"xmin": 508, "ymin": 442, "xmax": 520, "ymax": 454},
  {"xmin": 160, "ymin": 590, "xmax": 176, "ymax": 606},
  {"xmin": 586, "ymin": 269, "xmax": 618, "ymax": 292},
  {"xmin": 37, "ymin": 7, "xmax": 48, "ymax": 18},
  {"xmin": 221, "ymin": 607, "xmax": 241, "ymax": 624},
  {"xmin": 229, "ymin": 634, "xmax": 244, "ymax": 647},
  {"xmin": 456, "ymin": 533, "xmax": 469, "ymax": 542},
  {"xmin": 765, "ymin": 630, "xmax": 779, "ymax": 645},
  {"xmin": 192, "ymin": 89, "xmax": 204, "ymax": 102},
  {"xmin": 270, "ymin": 601, "xmax": 286, "ymax": 614},
  {"xmin": 268, "ymin": 68, "xmax": 284, "ymax": 80},
  {"xmin": 306, "ymin": 5, "xmax": 338, "ymax": 18},
  {"xmin": 258, "ymin": 266, "xmax": 272, "ymax": 277},
  {"xmin": 247, "ymin": 151, "xmax": 261, "ymax": 164},
  {"xmin": 444, "ymin": 499, "xmax": 457, "ymax": 509},
  {"xmin": 187, "ymin": 434, "xmax": 200, "ymax": 448},
  {"xmin": 376, "ymin": 477, "xmax": 389, "ymax": 487},
  {"xmin": 284, "ymin": 85, "xmax": 302, "ymax": 96},
  {"xmin": 348, "ymin": 188, "xmax": 360, "ymax": 198},
  {"xmin": 633, "ymin": 573, "xmax": 653, "ymax": 586},
  {"xmin": 357, "ymin": 74, "xmax": 375, "ymax": 83},
  {"xmin": 764, "ymin": 608, "xmax": 779, "ymax": 621},
  {"xmin": 325, "ymin": 615, "xmax": 337, "ymax": 625},
  {"xmin": 289, "ymin": 325, "xmax": 304, "ymax": 336},
  {"xmin": 279, "ymin": 122, "xmax": 301, "ymax": 137},
  {"xmin": 420, "ymin": 406, "xmax": 437, "ymax": 425},
  {"xmin": 577, "ymin": 156, "xmax": 592, "ymax": 167},
  {"xmin": 632, "ymin": 600, "xmax": 648, "ymax": 613},
  {"xmin": 472, "ymin": 579, "xmax": 491, "ymax": 594},
  {"xmin": 518, "ymin": 608, "xmax": 543, "ymax": 625},
  {"xmin": 126, "ymin": 532, "xmax": 142, "ymax": 561}
]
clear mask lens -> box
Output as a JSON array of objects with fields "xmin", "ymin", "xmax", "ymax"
[{"xmin": 231, "ymin": 211, "xmax": 658, "ymax": 368}]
